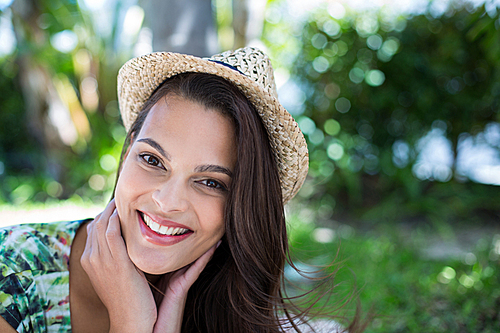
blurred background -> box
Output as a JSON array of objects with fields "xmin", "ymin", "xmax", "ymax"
[{"xmin": 0, "ymin": 0, "xmax": 499, "ymax": 330}]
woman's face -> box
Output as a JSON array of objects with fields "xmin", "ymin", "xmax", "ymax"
[{"xmin": 115, "ymin": 95, "xmax": 237, "ymax": 275}]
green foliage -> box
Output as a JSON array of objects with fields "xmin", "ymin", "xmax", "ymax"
[
  {"xmin": 263, "ymin": 2, "xmax": 500, "ymax": 222},
  {"xmin": 287, "ymin": 215, "xmax": 500, "ymax": 332},
  {"xmin": 0, "ymin": 0, "xmax": 130, "ymax": 205},
  {"xmin": 0, "ymin": 60, "xmax": 28, "ymax": 178}
]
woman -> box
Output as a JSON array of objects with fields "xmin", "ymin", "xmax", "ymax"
[{"xmin": 0, "ymin": 48, "xmax": 357, "ymax": 332}]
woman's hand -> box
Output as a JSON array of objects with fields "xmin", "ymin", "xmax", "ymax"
[
  {"xmin": 80, "ymin": 199, "xmax": 157, "ymax": 333},
  {"xmin": 153, "ymin": 241, "xmax": 220, "ymax": 333}
]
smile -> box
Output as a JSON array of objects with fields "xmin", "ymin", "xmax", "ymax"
[
  {"xmin": 142, "ymin": 214, "xmax": 190, "ymax": 236},
  {"xmin": 137, "ymin": 211, "xmax": 193, "ymax": 246}
]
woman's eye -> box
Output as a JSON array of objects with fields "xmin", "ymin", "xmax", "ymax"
[
  {"xmin": 141, "ymin": 154, "xmax": 162, "ymax": 168},
  {"xmin": 206, "ymin": 180, "xmax": 218, "ymax": 188},
  {"xmin": 200, "ymin": 179, "xmax": 227, "ymax": 191}
]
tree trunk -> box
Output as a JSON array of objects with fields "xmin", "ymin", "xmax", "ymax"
[
  {"xmin": 232, "ymin": 0, "xmax": 266, "ymax": 49},
  {"xmin": 10, "ymin": 0, "xmax": 69, "ymax": 182},
  {"xmin": 141, "ymin": 0, "xmax": 218, "ymax": 57}
]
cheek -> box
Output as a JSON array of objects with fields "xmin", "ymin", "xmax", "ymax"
[
  {"xmin": 114, "ymin": 160, "xmax": 148, "ymax": 214},
  {"xmin": 196, "ymin": 198, "xmax": 226, "ymax": 237}
]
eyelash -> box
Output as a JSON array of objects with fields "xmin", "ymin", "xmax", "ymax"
[
  {"xmin": 139, "ymin": 153, "xmax": 164, "ymax": 169},
  {"xmin": 197, "ymin": 179, "xmax": 228, "ymax": 192},
  {"xmin": 139, "ymin": 153, "xmax": 228, "ymax": 192}
]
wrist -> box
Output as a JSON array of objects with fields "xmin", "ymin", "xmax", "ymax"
[{"xmin": 155, "ymin": 296, "xmax": 187, "ymax": 333}]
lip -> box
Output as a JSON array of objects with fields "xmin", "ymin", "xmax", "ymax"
[
  {"xmin": 141, "ymin": 211, "xmax": 192, "ymax": 229},
  {"xmin": 138, "ymin": 211, "xmax": 193, "ymax": 246}
]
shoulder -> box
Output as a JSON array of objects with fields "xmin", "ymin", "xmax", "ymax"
[
  {"xmin": 0, "ymin": 220, "xmax": 88, "ymax": 332},
  {"xmin": 0, "ymin": 220, "xmax": 87, "ymax": 277}
]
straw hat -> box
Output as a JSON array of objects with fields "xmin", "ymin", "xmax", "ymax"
[{"xmin": 117, "ymin": 47, "xmax": 308, "ymax": 204}]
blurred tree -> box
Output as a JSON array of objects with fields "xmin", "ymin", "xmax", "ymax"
[
  {"xmin": 11, "ymin": 0, "xmax": 87, "ymax": 171},
  {"xmin": 232, "ymin": 0, "xmax": 266, "ymax": 48},
  {"xmin": 141, "ymin": 0, "xmax": 218, "ymax": 56},
  {"xmin": 0, "ymin": 0, "xmax": 229, "ymax": 205},
  {"xmin": 263, "ymin": 1, "xmax": 500, "ymax": 224},
  {"xmin": 0, "ymin": 0, "xmax": 131, "ymax": 204},
  {"xmin": 213, "ymin": 0, "xmax": 267, "ymax": 50},
  {"xmin": 2, "ymin": 0, "xmax": 92, "ymax": 200}
]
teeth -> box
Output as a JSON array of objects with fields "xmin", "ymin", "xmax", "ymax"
[
  {"xmin": 151, "ymin": 222, "xmax": 160, "ymax": 232},
  {"xmin": 143, "ymin": 214, "xmax": 189, "ymax": 236},
  {"xmin": 158, "ymin": 225, "xmax": 168, "ymax": 234}
]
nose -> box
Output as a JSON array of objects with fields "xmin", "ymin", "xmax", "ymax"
[{"xmin": 152, "ymin": 177, "xmax": 189, "ymax": 213}]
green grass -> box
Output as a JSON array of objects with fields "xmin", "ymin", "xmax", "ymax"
[
  {"xmin": 0, "ymin": 199, "xmax": 103, "ymax": 227},
  {"xmin": 287, "ymin": 216, "xmax": 500, "ymax": 332}
]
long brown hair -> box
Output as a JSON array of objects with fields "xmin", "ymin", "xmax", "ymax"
[{"xmin": 116, "ymin": 73, "xmax": 367, "ymax": 332}]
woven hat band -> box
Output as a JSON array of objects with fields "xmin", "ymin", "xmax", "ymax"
[{"xmin": 208, "ymin": 60, "xmax": 245, "ymax": 75}]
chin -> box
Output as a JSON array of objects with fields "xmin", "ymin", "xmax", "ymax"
[
  {"xmin": 137, "ymin": 266, "xmax": 171, "ymax": 276},
  {"xmin": 127, "ymin": 248, "xmax": 188, "ymax": 275},
  {"xmin": 133, "ymin": 260, "xmax": 181, "ymax": 276}
]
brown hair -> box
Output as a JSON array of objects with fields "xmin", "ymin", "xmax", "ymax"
[{"xmin": 116, "ymin": 73, "xmax": 367, "ymax": 332}]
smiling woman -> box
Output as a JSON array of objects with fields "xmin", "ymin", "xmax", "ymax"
[
  {"xmin": 0, "ymin": 47, "xmax": 365, "ymax": 332},
  {"xmin": 115, "ymin": 95, "xmax": 235, "ymax": 276}
]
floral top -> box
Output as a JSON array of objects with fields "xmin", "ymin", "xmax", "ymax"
[{"xmin": 0, "ymin": 220, "xmax": 86, "ymax": 333}]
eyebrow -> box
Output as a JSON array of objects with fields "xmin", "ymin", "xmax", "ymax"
[
  {"xmin": 137, "ymin": 138, "xmax": 171, "ymax": 161},
  {"xmin": 195, "ymin": 165, "xmax": 233, "ymax": 178},
  {"xmin": 137, "ymin": 137, "xmax": 233, "ymax": 177}
]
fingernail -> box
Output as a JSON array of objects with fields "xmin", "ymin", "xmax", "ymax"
[{"xmin": 216, "ymin": 240, "xmax": 222, "ymax": 249}]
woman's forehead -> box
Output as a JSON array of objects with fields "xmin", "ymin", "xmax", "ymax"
[
  {"xmin": 142, "ymin": 96, "xmax": 234, "ymax": 135},
  {"xmin": 138, "ymin": 96, "xmax": 237, "ymax": 167}
]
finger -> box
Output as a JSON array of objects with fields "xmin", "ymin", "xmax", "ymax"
[
  {"xmin": 168, "ymin": 266, "xmax": 189, "ymax": 281},
  {"xmin": 87, "ymin": 198, "xmax": 115, "ymax": 240},
  {"xmin": 94, "ymin": 199, "xmax": 116, "ymax": 236},
  {"xmin": 82, "ymin": 220, "xmax": 100, "ymax": 272},
  {"xmin": 162, "ymin": 244, "xmax": 219, "ymax": 303},
  {"xmin": 94, "ymin": 201, "xmax": 117, "ymax": 259},
  {"xmin": 88, "ymin": 200, "xmax": 116, "ymax": 259},
  {"xmin": 106, "ymin": 209, "xmax": 128, "ymax": 259},
  {"xmin": 181, "ymin": 242, "xmax": 218, "ymax": 284},
  {"xmin": 98, "ymin": 198, "xmax": 116, "ymax": 220},
  {"xmin": 81, "ymin": 220, "xmax": 94, "ymax": 266},
  {"xmin": 196, "ymin": 241, "xmax": 219, "ymax": 264},
  {"xmin": 85, "ymin": 220, "xmax": 99, "ymax": 256},
  {"xmin": 84, "ymin": 220, "xmax": 94, "ymax": 254}
]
